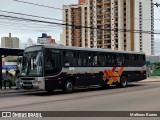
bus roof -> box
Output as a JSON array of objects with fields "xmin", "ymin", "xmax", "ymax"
[{"xmin": 26, "ymin": 45, "xmax": 145, "ymax": 55}]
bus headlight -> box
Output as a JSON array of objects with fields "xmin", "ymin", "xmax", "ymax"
[{"xmin": 35, "ymin": 81, "xmax": 42, "ymax": 85}]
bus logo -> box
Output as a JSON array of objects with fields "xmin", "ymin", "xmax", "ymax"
[{"xmin": 103, "ymin": 67, "xmax": 124, "ymax": 84}]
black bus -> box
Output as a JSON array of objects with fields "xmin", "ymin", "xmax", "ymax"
[{"xmin": 20, "ymin": 45, "xmax": 146, "ymax": 93}]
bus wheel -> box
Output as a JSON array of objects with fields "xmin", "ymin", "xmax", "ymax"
[
  {"xmin": 118, "ymin": 76, "xmax": 128, "ymax": 88},
  {"xmin": 63, "ymin": 79, "xmax": 74, "ymax": 93}
]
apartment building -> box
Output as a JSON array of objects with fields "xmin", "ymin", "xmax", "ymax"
[
  {"xmin": 1, "ymin": 33, "xmax": 19, "ymax": 61},
  {"xmin": 1, "ymin": 33, "xmax": 19, "ymax": 49},
  {"xmin": 61, "ymin": 0, "xmax": 154, "ymax": 55}
]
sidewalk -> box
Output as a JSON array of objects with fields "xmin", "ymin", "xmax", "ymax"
[
  {"xmin": 0, "ymin": 86, "xmax": 41, "ymax": 94},
  {"xmin": 140, "ymin": 76, "xmax": 160, "ymax": 83}
]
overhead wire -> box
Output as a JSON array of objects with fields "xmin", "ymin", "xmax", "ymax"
[
  {"xmin": 0, "ymin": 0, "xmax": 159, "ymax": 35},
  {"xmin": 0, "ymin": 14, "xmax": 159, "ymax": 35}
]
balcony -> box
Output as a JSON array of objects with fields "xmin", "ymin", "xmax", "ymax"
[
  {"xmin": 104, "ymin": 17, "xmax": 111, "ymax": 20},
  {"xmin": 104, "ymin": 6, "xmax": 110, "ymax": 10},
  {"xmin": 104, "ymin": 0, "xmax": 110, "ymax": 4},
  {"xmin": 104, "ymin": 43, "xmax": 111, "ymax": 46},
  {"xmin": 104, "ymin": 21, "xmax": 111, "ymax": 24},
  {"xmin": 97, "ymin": 2, "xmax": 103, "ymax": 6},
  {"xmin": 97, "ymin": 38, "xmax": 103, "ymax": 41},
  {"xmin": 104, "ymin": 38, "xmax": 111, "ymax": 40}
]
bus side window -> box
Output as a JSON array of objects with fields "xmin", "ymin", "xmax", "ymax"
[
  {"xmin": 112, "ymin": 53, "xmax": 117, "ymax": 66},
  {"xmin": 88, "ymin": 52, "xmax": 93, "ymax": 66},
  {"xmin": 129, "ymin": 54, "xmax": 135, "ymax": 66},
  {"xmin": 138, "ymin": 55, "xmax": 145, "ymax": 66},
  {"xmin": 82, "ymin": 52, "xmax": 89, "ymax": 66},
  {"xmin": 63, "ymin": 51, "xmax": 77, "ymax": 67},
  {"xmin": 117, "ymin": 54, "xmax": 126, "ymax": 66},
  {"xmin": 45, "ymin": 50, "xmax": 53, "ymax": 70},
  {"xmin": 98, "ymin": 53, "xmax": 106, "ymax": 66},
  {"xmin": 52, "ymin": 53, "xmax": 61, "ymax": 68},
  {"xmin": 45, "ymin": 50, "xmax": 61, "ymax": 75},
  {"xmin": 93, "ymin": 53, "xmax": 98, "ymax": 66},
  {"xmin": 77, "ymin": 52, "xmax": 92, "ymax": 66},
  {"xmin": 106, "ymin": 54, "xmax": 111, "ymax": 66},
  {"xmin": 122, "ymin": 54, "xmax": 127, "ymax": 66},
  {"xmin": 63, "ymin": 51, "xmax": 69, "ymax": 66}
]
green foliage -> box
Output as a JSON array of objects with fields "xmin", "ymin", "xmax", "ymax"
[
  {"xmin": 150, "ymin": 62, "xmax": 160, "ymax": 76},
  {"xmin": 153, "ymin": 62, "xmax": 160, "ymax": 70}
]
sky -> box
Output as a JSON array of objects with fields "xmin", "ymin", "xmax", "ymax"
[
  {"xmin": 0, "ymin": 0, "xmax": 78, "ymax": 48},
  {"xmin": 0, "ymin": 0, "xmax": 160, "ymax": 49}
]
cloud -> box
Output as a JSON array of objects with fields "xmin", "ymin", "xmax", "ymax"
[{"xmin": 0, "ymin": 0, "xmax": 77, "ymax": 45}]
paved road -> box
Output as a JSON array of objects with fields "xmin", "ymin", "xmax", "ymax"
[{"xmin": 0, "ymin": 82, "xmax": 160, "ymax": 120}]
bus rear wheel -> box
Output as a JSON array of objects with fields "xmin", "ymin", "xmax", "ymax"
[
  {"xmin": 63, "ymin": 79, "xmax": 74, "ymax": 93},
  {"xmin": 117, "ymin": 76, "xmax": 128, "ymax": 88}
]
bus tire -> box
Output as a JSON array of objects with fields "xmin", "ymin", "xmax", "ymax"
[
  {"xmin": 118, "ymin": 75, "xmax": 128, "ymax": 88},
  {"xmin": 63, "ymin": 79, "xmax": 74, "ymax": 93}
]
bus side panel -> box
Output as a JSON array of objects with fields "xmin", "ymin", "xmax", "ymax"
[
  {"xmin": 44, "ymin": 70, "xmax": 146, "ymax": 90},
  {"xmin": 75, "ymin": 72, "xmax": 105, "ymax": 86},
  {"xmin": 45, "ymin": 73, "xmax": 67, "ymax": 90},
  {"xmin": 122, "ymin": 71, "xmax": 146, "ymax": 82}
]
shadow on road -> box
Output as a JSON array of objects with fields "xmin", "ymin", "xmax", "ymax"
[{"xmin": 24, "ymin": 83, "xmax": 143, "ymax": 96}]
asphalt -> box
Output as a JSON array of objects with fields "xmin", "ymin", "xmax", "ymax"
[
  {"xmin": 0, "ymin": 76, "xmax": 159, "ymax": 94},
  {"xmin": 0, "ymin": 79, "xmax": 160, "ymax": 120}
]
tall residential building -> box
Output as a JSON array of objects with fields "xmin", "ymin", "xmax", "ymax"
[
  {"xmin": 61, "ymin": 0, "xmax": 154, "ymax": 55},
  {"xmin": 1, "ymin": 33, "xmax": 19, "ymax": 61}
]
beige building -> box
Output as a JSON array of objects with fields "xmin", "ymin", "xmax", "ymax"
[
  {"xmin": 61, "ymin": 0, "xmax": 154, "ymax": 55},
  {"xmin": 1, "ymin": 33, "xmax": 19, "ymax": 61}
]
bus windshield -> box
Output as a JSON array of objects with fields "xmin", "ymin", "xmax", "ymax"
[{"xmin": 20, "ymin": 51, "xmax": 43, "ymax": 77}]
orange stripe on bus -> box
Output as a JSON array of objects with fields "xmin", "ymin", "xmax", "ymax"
[
  {"xmin": 112, "ymin": 67, "xmax": 116, "ymax": 72},
  {"xmin": 107, "ymin": 70, "xmax": 117, "ymax": 81},
  {"xmin": 118, "ymin": 67, "xmax": 124, "ymax": 75}
]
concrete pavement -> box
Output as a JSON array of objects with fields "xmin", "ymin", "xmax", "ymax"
[
  {"xmin": 140, "ymin": 76, "xmax": 160, "ymax": 82},
  {"xmin": 0, "ymin": 81, "xmax": 160, "ymax": 120}
]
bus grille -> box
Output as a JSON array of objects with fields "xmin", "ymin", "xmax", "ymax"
[
  {"xmin": 21, "ymin": 78, "xmax": 35, "ymax": 80},
  {"xmin": 23, "ymin": 82, "xmax": 32, "ymax": 84}
]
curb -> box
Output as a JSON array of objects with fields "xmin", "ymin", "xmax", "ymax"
[
  {"xmin": 139, "ymin": 79, "xmax": 160, "ymax": 83},
  {"xmin": 0, "ymin": 89, "xmax": 42, "ymax": 95}
]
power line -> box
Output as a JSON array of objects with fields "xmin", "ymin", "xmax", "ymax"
[
  {"xmin": 0, "ymin": 19, "xmax": 62, "ymax": 30},
  {"xmin": 12, "ymin": 0, "xmax": 64, "ymax": 10},
  {"xmin": 0, "ymin": 8, "xmax": 158, "ymax": 31},
  {"xmin": 11, "ymin": 0, "xmax": 158, "ymax": 22},
  {"xmin": 12, "ymin": 0, "xmax": 156, "ymax": 10},
  {"xmin": 0, "ymin": 9, "xmax": 65, "ymax": 22},
  {"xmin": 0, "ymin": 16, "xmax": 63, "ymax": 30},
  {"xmin": 0, "ymin": 14, "xmax": 155, "ymax": 34},
  {"xmin": 0, "ymin": 14, "xmax": 159, "ymax": 35},
  {"xmin": 0, "ymin": 9, "xmax": 90, "ymax": 26},
  {"xmin": 4, "ymin": 0, "xmax": 157, "ymax": 35}
]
